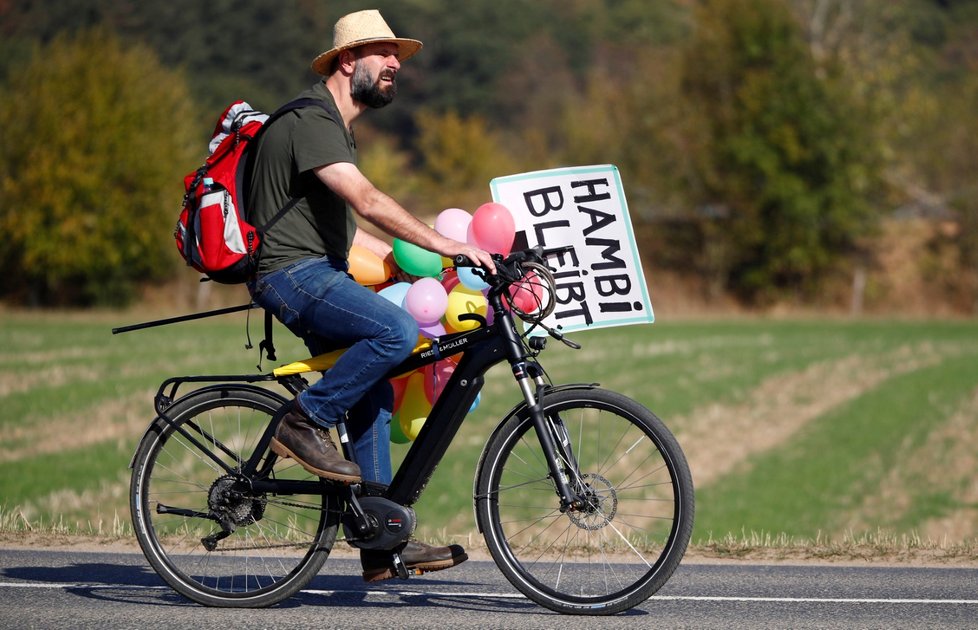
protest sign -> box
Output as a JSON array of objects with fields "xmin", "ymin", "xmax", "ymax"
[{"xmin": 490, "ymin": 164, "xmax": 653, "ymax": 334}]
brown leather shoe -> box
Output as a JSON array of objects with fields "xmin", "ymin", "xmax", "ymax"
[
  {"xmin": 270, "ymin": 403, "xmax": 361, "ymax": 484},
  {"xmin": 361, "ymin": 540, "xmax": 468, "ymax": 582}
]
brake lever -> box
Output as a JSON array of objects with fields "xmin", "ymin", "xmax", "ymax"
[
  {"xmin": 538, "ymin": 321, "xmax": 582, "ymax": 350},
  {"xmin": 453, "ymin": 252, "xmax": 519, "ymax": 286}
]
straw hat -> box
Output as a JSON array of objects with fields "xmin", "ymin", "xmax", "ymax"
[{"xmin": 311, "ymin": 9, "xmax": 423, "ymax": 75}]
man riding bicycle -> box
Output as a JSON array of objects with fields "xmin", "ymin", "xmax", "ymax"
[{"xmin": 247, "ymin": 9, "xmax": 496, "ymax": 582}]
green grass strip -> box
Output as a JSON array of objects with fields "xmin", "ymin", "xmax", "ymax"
[{"xmin": 694, "ymin": 352, "xmax": 978, "ymax": 539}]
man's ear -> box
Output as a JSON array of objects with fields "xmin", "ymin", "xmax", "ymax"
[{"xmin": 337, "ymin": 49, "xmax": 358, "ymax": 76}]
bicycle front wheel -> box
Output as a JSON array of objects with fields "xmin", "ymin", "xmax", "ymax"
[
  {"xmin": 474, "ymin": 387, "xmax": 694, "ymax": 615},
  {"xmin": 130, "ymin": 386, "xmax": 339, "ymax": 607}
]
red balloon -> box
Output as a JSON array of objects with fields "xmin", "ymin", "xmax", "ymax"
[
  {"xmin": 509, "ymin": 270, "xmax": 544, "ymax": 313},
  {"xmin": 440, "ymin": 269, "xmax": 461, "ymax": 294},
  {"xmin": 470, "ymin": 202, "xmax": 516, "ymax": 255},
  {"xmin": 390, "ymin": 375, "xmax": 410, "ymax": 412}
]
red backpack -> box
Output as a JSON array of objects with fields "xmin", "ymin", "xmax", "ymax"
[{"xmin": 175, "ymin": 98, "xmax": 333, "ymax": 284}]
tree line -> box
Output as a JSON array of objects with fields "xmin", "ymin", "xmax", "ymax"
[{"xmin": 0, "ymin": 0, "xmax": 975, "ymax": 308}]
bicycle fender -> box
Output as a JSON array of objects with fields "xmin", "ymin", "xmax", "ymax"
[
  {"xmin": 129, "ymin": 384, "xmax": 289, "ymax": 469},
  {"xmin": 472, "ymin": 382, "xmax": 600, "ymax": 530}
]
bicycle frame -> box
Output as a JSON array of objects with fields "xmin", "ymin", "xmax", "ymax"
[
  {"xmin": 385, "ymin": 311, "xmax": 516, "ymax": 507},
  {"xmin": 143, "ymin": 287, "xmax": 585, "ymax": 513}
]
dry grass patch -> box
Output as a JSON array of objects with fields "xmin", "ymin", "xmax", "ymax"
[
  {"xmin": 849, "ymin": 385, "xmax": 978, "ymax": 540},
  {"xmin": 674, "ymin": 342, "xmax": 953, "ymax": 488},
  {"xmin": 693, "ymin": 528, "xmax": 978, "ymax": 566},
  {"xmin": 15, "ymin": 470, "xmax": 131, "ymax": 524},
  {"xmin": 0, "ymin": 388, "xmax": 155, "ymax": 463}
]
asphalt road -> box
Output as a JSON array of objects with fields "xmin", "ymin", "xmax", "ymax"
[{"xmin": 1, "ymin": 548, "xmax": 976, "ymax": 629}]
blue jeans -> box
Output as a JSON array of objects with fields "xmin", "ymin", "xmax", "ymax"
[{"xmin": 250, "ymin": 255, "xmax": 418, "ymax": 484}]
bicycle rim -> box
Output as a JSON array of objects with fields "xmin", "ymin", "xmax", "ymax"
[
  {"xmin": 131, "ymin": 387, "xmax": 338, "ymax": 607},
  {"xmin": 476, "ymin": 388, "xmax": 693, "ymax": 615}
]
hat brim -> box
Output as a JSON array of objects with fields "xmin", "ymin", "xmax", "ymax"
[{"xmin": 311, "ymin": 37, "xmax": 423, "ymax": 75}]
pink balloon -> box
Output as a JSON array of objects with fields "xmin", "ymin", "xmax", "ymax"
[
  {"xmin": 434, "ymin": 208, "xmax": 472, "ymax": 243},
  {"xmin": 423, "ymin": 358, "xmax": 457, "ymax": 404},
  {"xmin": 471, "ymin": 202, "xmax": 516, "ymax": 255},
  {"xmin": 404, "ymin": 277, "xmax": 449, "ymax": 325}
]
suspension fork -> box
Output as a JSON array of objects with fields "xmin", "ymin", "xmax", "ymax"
[
  {"xmin": 531, "ymin": 368, "xmax": 581, "ymax": 478},
  {"xmin": 489, "ymin": 288, "xmax": 582, "ymax": 511},
  {"xmin": 509, "ymin": 357, "xmax": 582, "ymax": 512}
]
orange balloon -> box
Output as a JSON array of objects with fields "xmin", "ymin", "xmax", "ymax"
[{"xmin": 348, "ymin": 245, "xmax": 391, "ymax": 285}]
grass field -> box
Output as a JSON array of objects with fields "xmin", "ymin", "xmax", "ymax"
[{"xmin": 2, "ymin": 310, "xmax": 977, "ymax": 555}]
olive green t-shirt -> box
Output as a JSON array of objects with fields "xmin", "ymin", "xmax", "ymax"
[{"xmin": 249, "ymin": 82, "xmax": 358, "ymax": 274}]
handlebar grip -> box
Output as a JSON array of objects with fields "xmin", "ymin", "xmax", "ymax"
[{"xmin": 453, "ymin": 254, "xmax": 476, "ymax": 267}]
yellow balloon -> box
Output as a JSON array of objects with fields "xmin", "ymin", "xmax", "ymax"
[
  {"xmin": 348, "ymin": 245, "xmax": 391, "ymax": 285},
  {"xmin": 445, "ymin": 285, "xmax": 487, "ymax": 331},
  {"xmin": 399, "ymin": 414, "xmax": 427, "ymax": 442},
  {"xmin": 390, "ymin": 412, "xmax": 411, "ymax": 444},
  {"xmin": 398, "ymin": 372, "xmax": 431, "ymax": 440}
]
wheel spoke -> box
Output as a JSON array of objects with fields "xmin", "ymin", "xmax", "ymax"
[
  {"xmin": 476, "ymin": 388, "xmax": 693, "ymax": 615},
  {"xmin": 131, "ymin": 389, "xmax": 338, "ymax": 607}
]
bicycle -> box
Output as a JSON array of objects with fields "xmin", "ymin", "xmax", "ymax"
[{"xmin": 125, "ymin": 245, "xmax": 694, "ymax": 615}]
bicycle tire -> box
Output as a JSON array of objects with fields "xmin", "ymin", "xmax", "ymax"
[
  {"xmin": 474, "ymin": 387, "xmax": 694, "ymax": 615},
  {"xmin": 130, "ymin": 386, "xmax": 339, "ymax": 607}
]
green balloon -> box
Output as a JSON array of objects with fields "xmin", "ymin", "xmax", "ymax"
[
  {"xmin": 393, "ymin": 238, "xmax": 442, "ymax": 278},
  {"xmin": 390, "ymin": 412, "xmax": 410, "ymax": 444}
]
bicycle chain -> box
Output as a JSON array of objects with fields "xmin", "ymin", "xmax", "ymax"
[{"xmin": 206, "ymin": 498, "xmax": 345, "ymax": 553}]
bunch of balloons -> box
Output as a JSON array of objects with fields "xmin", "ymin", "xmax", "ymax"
[{"xmin": 346, "ymin": 202, "xmax": 520, "ymax": 443}]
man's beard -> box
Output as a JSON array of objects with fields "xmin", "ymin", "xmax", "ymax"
[{"xmin": 351, "ymin": 62, "xmax": 397, "ymax": 109}]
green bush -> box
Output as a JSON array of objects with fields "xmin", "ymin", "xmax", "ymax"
[{"xmin": 0, "ymin": 27, "xmax": 199, "ymax": 306}]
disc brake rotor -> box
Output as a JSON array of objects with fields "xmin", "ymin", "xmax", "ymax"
[{"xmin": 567, "ymin": 473, "xmax": 618, "ymax": 531}]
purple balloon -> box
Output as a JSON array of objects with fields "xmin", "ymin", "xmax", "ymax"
[{"xmin": 418, "ymin": 320, "xmax": 446, "ymax": 339}]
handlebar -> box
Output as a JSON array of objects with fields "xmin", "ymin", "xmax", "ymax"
[
  {"xmin": 453, "ymin": 245, "xmax": 573, "ymax": 276},
  {"xmin": 453, "ymin": 244, "xmax": 580, "ymax": 349},
  {"xmin": 453, "ymin": 245, "xmax": 574, "ymax": 294}
]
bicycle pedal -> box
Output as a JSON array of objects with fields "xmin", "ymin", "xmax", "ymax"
[{"xmin": 391, "ymin": 553, "xmax": 410, "ymax": 580}]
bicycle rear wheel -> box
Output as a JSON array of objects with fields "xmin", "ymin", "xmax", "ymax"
[
  {"xmin": 130, "ymin": 386, "xmax": 339, "ymax": 607},
  {"xmin": 474, "ymin": 387, "xmax": 694, "ymax": 615}
]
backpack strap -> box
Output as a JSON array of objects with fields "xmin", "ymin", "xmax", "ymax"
[
  {"xmin": 259, "ymin": 310, "xmax": 277, "ymax": 363},
  {"xmin": 252, "ymin": 97, "xmax": 341, "ymax": 235},
  {"xmin": 248, "ymin": 97, "xmax": 340, "ymax": 368}
]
